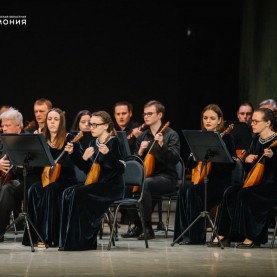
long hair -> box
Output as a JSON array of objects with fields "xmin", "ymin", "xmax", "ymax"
[
  {"xmin": 43, "ymin": 108, "xmax": 67, "ymax": 149},
  {"xmin": 200, "ymin": 104, "xmax": 225, "ymax": 132},
  {"xmin": 70, "ymin": 110, "xmax": 92, "ymax": 131}
]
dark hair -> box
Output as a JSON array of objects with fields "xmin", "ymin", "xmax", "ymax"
[
  {"xmin": 70, "ymin": 110, "xmax": 92, "ymax": 131},
  {"xmin": 43, "ymin": 108, "xmax": 67, "ymax": 149},
  {"xmin": 201, "ymin": 104, "xmax": 225, "ymax": 132},
  {"xmin": 91, "ymin": 110, "xmax": 116, "ymax": 134},
  {"xmin": 237, "ymin": 102, "xmax": 254, "ymax": 113},
  {"xmin": 256, "ymin": 108, "xmax": 277, "ymax": 131},
  {"xmin": 114, "ymin": 101, "xmax": 133, "ymax": 113},
  {"xmin": 144, "ymin": 100, "xmax": 165, "ymax": 119}
]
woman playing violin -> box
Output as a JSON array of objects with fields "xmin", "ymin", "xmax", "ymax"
[
  {"xmin": 210, "ymin": 108, "xmax": 277, "ymax": 248},
  {"xmin": 121, "ymin": 100, "xmax": 181, "ymax": 240},
  {"xmin": 58, "ymin": 111, "xmax": 125, "ymax": 251},
  {"xmin": 174, "ymin": 104, "xmax": 236, "ymax": 245}
]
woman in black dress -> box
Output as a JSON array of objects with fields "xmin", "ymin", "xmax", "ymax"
[
  {"xmin": 58, "ymin": 111, "xmax": 125, "ymax": 251},
  {"xmin": 210, "ymin": 108, "xmax": 277, "ymax": 248},
  {"xmin": 173, "ymin": 104, "xmax": 236, "ymax": 245}
]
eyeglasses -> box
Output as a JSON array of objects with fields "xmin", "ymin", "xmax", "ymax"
[
  {"xmin": 250, "ymin": 119, "xmax": 265, "ymax": 125},
  {"xmin": 142, "ymin": 112, "xmax": 156, "ymax": 118},
  {"xmin": 89, "ymin": 122, "xmax": 106, "ymax": 129}
]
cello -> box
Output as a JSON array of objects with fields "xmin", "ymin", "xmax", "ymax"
[
  {"xmin": 41, "ymin": 131, "xmax": 84, "ymax": 187},
  {"xmin": 84, "ymin": 133, "xmax": 111, "ymax": 185},
  {"xmin": 191, "ymin": 123, "xmax": 234, "ymax": 185},
  {"xmin": 243, "ymin": 139, "xmax": 277, "ymax": 188}
]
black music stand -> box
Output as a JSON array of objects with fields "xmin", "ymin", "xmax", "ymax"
[
  {"xmin": 171, "ymin": 130, "xmax": 234, "ymax": 249},
  {"xmin": 0, "ymin": 134, "xmax": 55, "ymax": 252}
]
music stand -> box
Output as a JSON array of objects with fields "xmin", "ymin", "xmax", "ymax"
[
  {"xmin": 0, "ymin": 134, "xmax": 55, "ymax": 252},
  {"xmin": 171, "ymin": 130, "xmax": 234, "ymax": 249}
]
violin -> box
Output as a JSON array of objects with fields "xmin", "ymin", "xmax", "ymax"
[
  {"xmin": 191, "ymin": 124, "xmax": 234, "ymax": 185},
  {"xmin": 84, "ymin": 133, "xmax": 111, "ymax": 185},
  {"xmin": 41, "ymin": 131, "xmax": 84, "ymax": 187},
  {"xmin": 243, "ymin": 139, "xmax": 277, "ymax": 188}
]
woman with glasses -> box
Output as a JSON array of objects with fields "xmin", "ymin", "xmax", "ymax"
[
  {"xmin": 173, "ymin": 104, "xmax": 237, "ymax": 245},
  {"xmin": 58, "ymin": 111, "xmax": 125, "ymax": 251},
  {"xmin": 209, "ymin": 108, "xmax": 277, "ymax": 248}
]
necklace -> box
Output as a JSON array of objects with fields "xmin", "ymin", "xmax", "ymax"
[{"xmin": 259, "ymin": 133, "xmax": 277, "ymax": 144}]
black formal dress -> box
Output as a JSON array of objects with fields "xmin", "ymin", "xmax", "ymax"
[
  {"xmin": 59, "ymin": 136, "xmax": 125, "ymax": 251},
  {"xmin": 173, "ymin": 133, "xmax": 236, "ymax": 244},
  {"xmin": 22, "ymin": 133, "xmax": 78, "ymax": 247},
  {"xmin": 216, "ymin": 134, "xmax": 277, "ymax": 244}
]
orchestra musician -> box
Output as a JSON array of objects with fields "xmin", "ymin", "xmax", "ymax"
[
  {"xmin": 173, "ymin": 104, "xmax": 236, "ymax": 245},
  {"xmin": 121, "ymin": 100, "xmax": 180, "ymax": 240},
  {"xmin": 0, "ymin": 108, "xmax": 40, "ymax": 242},
  {"xmin": 208, "ymin": 108, "xmax": 277, "ymax": 248},
  {"xmin": 22, "ymin": 108, "xmax": 80, "ymax": 247},
  {"xmin": 58, "ymin": 111, "xmax": 125, "ymax": 251}
]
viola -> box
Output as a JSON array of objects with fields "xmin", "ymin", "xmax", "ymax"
[
  {"xmin": 243, "ymin": 139, "xmax": 277, "ymax": 188},
  {"xmin": 41, "ymin": 131, "xmax": 84, "ymax": 187},
  {"xmin": 84, "ymin": 133, "xmax": 111, "ymax": 185},
  {"xmin": 191, "ymin": 124, "xmax": 234, "ymax": 185}
]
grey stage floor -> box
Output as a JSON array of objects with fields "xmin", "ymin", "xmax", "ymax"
[{"xmin": 0, "ymin": 211, "xmax": 277, "ymax": 277}]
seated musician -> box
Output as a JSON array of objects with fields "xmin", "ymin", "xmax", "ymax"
[
  {"xmin": 173, "ymin": 104, "xmax": 236, "ymax": 245},
  {"xmin": 121, "ymin": 100, "xmax": 181, "ymax": 240},
  {"xmin": 22, "ymin": 108, "xmax": 80, "ymax": 247},
  {"xmin": 0, "ymin": 108, "xmax": 40, "ymax": 242},
  {"xmin": 208, "ymin": 108, "xmax": 277, "ymax": 248}
]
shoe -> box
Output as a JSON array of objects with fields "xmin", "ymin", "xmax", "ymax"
[
  {"xmin": 179, "ymin": 240, "xmax": 191, "ymax": 245},
  {"xmin": 121, "ymin": 225, "xmax": 142, "ymax": 238},
  {"xmin": 207, "ymin": 238, "xmax": 230, "ymax": 247},
  {"xmin": 58, "ymin": 247, "xmax": 64, "ymax": 251},
  {"xmin": 236, "ymin": 242, "xmax": 260, "ymax": 249},
  {"xmin": 0, "ymin": 236, "xmax": 4, "ymax": 242},
  {"xmin": 137, "ymin": 228, "xmax": 155, "ymax": 240}
]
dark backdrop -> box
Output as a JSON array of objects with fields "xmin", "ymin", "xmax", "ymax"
[{"xmin": 0, "ymin": 1, "xmax": 243, "ymax": 160}]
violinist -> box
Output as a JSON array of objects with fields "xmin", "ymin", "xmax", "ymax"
[
  {"xmin": 174, "ymin": 104, "xmax": 236, "ymax": 245},
  {"xmin": 22, "ymin": 108, "xmax": 79, "ymax": 247},
  {"xmin": 209, "ymin": 108, "xmax": 277, "ymax": 248},
  {"xmin": 58, "ymin": 111, "xmax": 125, "ymax": 251},
  {"xmin": 121, "ymin": 100, "xmax": 180, "ymax": 240}
]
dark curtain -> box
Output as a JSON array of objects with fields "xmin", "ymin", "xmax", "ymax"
[{"xmin": 239, "ymin": 0, "xmax": 277, "ymax": 107}]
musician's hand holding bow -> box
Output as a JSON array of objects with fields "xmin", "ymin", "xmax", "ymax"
[{"xmin": 0, "ymin": 154, "xmax": 11, "ymax": 173}]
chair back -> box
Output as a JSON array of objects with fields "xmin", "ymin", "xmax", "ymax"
[
  {"xmin": 123, "ymin": 155, "xmax": 145, "ymax": 200},
  {"xmin": 176, "ymin": 156, "xmax": 185, "ymax": 189}
]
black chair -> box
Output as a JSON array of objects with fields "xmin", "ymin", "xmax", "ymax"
[
  {"xmin": 152, "ymin": 155, "xmax": 185, "ymax": 238},
  {"xmin": 107, "ymin": 155, "xmax": 149, "ymax": 250}
]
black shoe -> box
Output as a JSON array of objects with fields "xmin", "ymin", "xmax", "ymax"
[
  {"xmin": 0, "ymin": 236, "xmax": 4, "ymax": 242},
  {"xmin": 121, "ymin": 226, "xmax": 142, "ymax": 238},
  {"xmin": 58, "ymin": 247, "xmax": 64, "ymax": 251},
  {"xmin": 207, "ymin": 238, "xmax": 230, "ymax": 248},
  {"xmin": 236, "ymin": 242, "xmax": 260, "ymax": 249},
  {"xmin": 137, "ymin": 228, "xmax": 155, "ymax": 240}
]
